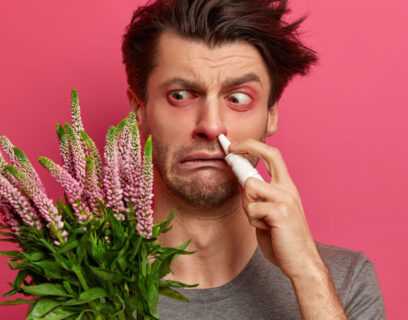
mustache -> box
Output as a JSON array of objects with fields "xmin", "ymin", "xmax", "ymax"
[{"xmin": 173, "ymin": 142, "xmax": 223, "ymax": 160}]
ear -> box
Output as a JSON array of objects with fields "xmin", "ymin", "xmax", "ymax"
[
  {"xmin": 265, "ymin": 101, "xmax": 278, "ymax": 137},
  {"xmin": 127, "ymin": 87, "xmax": 146, "ymax": 129}
]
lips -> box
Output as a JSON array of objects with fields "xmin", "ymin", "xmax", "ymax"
[
  {"xmin": 179, "ymin": 152, "xmax": 227, "ymax": 170},
  {"xmin": 180, "ymin": 152, "xmax": 226, "ymax": 163}
]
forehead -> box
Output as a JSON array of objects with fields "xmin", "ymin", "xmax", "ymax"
[{"xmin": 151, "ymin": 30, "xmax": 271, "ymax": 89}]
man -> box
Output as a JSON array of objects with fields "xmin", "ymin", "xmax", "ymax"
[{"xmin": 122, "ymin": 0, "xmax": 386, "ymax": 319}]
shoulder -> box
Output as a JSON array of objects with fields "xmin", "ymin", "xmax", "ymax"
[
  {"xmin": 315, "ymin": 241, "xmax": 380, "ymax": 281},
  {"xmin": 315, "ymin": 241, "xmax": 367, "ymax": 270},
  {"xmin": 315, "ymin": 242, "xmax": 386, "ymax": 319},
  {"xmin": 315, "ymin": 241, "xmax": 376, "ymax": 289}
]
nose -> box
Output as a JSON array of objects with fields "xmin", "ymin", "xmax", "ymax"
[{"xmin": 192, "ymin": 96, "xmax": 227, "ymax": 141}]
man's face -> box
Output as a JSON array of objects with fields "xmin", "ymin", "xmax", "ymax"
[{"xmin": 129, "ymin": 30, "xmax": 277, "ymax": 211}]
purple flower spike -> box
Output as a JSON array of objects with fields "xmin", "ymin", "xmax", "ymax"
[
  {"xmin": 136, "ymin": 136, "xmax": 154, "ymax": 238},
  {"xmin": 70, "ymin": 89, "xmax": 90, "ymax": 161},
  {"xmin": 64, "ymin": 123, "xmax": 86, "ymax": 188},
  {"xmin": 12, "ymin": 146, "xmax": 47, "ymax": 195},
  {"xmin": 0, "ymin": 150, "xmax": 20, "ymax": 190},
  {"xmin": 84, "ymin": 158, "xmax": 104, "ymax": 217},
  {"xmin": 70, "ymin": 89, "xmax": 85, "ymax": 134},
  {"xmin": 0, "ymin": 201, "xmax": 20, "ymax": 236},
  {"xmin": 56, "ymin": 123, "xmax": 76, "ymax": 179},
  {"xmin": 128, "ymin": 123, "xmax": 143, "ymax": 209},
  {"xmin": 0, "ymin": 174, "xmax": 42, "ymax": 230},
  {"xmin": 39, "ymin": 156, "xmax": 92, "ymax": 223},
  {"xmin": 103, "ymin": 126, "xmax": 125, "ymax": 221},
  {"xmin": 118, "ymin": 113, "xmax": 143, "ymax": 215},
  {"xmin": 80, "ymin": 130, "xmax": 104, "ymax": 191},
  {"xmin": 118, "ymin": 116, "xmax": 133, "ymax": 194},
  {"xmin": 4, "ymin": 165, "xmax": 67, "ymax": 243},
  {"xmin": 0, "ymin": 136, "xmax": 19, "ymax": 167}
]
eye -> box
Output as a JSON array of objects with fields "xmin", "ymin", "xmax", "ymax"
[
  {"xmin": 168, "ymin": 90, "xmax": 194, "ymax": 101},
  {"xmin": 167, "ymin": 90, "xmax": 196, "ymax": 106},
  {"xmin": 226, "ymin": 92, "xmax": 252, "ymax": 110},
  {"xmin": 227, "ymin": 92, "xmax": 251, "ymax": 104}
]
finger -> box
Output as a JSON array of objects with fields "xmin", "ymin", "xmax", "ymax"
[
  {"xmin": 243, "ymin": 178, "xmax": 306, "ymax": 223},
  {"xmin": 229, "ymin": 138, "xmax": 292, "ymax": 187},
  {"xmin": 241, "ymin": 179, "xmax": 290, "ymax": 223},
  {"xmin": 242, "ymin": 177, "xmax": 292, "ymax": 204},
  {"xmin": 245, "ymin": 201, "xmax": 281, "ymax": 229}
]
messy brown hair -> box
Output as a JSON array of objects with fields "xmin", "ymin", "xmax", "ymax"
[{"xmin": 122, "ymin": 0, "xmax": 318, "ymax": 108}]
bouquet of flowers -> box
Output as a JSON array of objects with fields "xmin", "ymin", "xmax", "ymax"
[{"xmin": 0, "ymin": 89, "xmax": 198, "ymax": 319}]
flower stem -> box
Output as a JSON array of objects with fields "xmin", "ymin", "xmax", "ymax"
[{"xmin": 72, "ymin": 265, "xmax": 89, "ymax": 290}]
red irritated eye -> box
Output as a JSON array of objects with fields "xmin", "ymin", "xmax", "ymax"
[
  {"xmin": 225, "ymin": 92, "xmax": 253, "ymax": 110},
  {"xmin": 167, "ymin": 90, "xmax": 196, "ymax": 106}
]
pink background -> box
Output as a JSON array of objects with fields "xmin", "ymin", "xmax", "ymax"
[{"xmin": 0, "ymin": 0, "xmax": 406, "ymax": 318}]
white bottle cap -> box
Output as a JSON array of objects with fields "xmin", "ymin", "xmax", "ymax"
[
  {"xmin": 217, "ymin": 134, "xmax": 264, "ymax": 188},
  {"xmin": 217, "ymin": 134, "xmax": 231, "ymax": 155}
]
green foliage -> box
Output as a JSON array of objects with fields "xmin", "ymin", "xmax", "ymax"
[
  {"xmin": 0, "ymin": 89, "xmax": 199, "ymax": 319},
  {"xmin": 0, "ymin": 202, "xmax": 197, "ymax": 319}
]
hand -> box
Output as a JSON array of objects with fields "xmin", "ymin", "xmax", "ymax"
[{"xmin": 229, "ymin": 139, "xmax": 324, "ymax": 279}]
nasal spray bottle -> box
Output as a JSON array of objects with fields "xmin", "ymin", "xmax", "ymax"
[{"xmin": 217, "ymin": 134, "xmax": 265, "ymax": 188}]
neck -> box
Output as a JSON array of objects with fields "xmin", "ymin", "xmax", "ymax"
[{"xmin": 152, "ymin": 171, "xmax": 258, "ymax": 289}]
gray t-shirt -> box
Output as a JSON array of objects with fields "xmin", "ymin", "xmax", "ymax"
[{"xmin": 156, "ymin": 242, "xmax": 386, "ymax": 319}]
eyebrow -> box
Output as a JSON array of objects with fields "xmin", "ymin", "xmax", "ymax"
[{"xmin": 159, "ymin": 72, "xmax": 263, "ymax": 92}]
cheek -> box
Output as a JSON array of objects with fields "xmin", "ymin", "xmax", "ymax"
[
  {"xmin": 147, "ymin": 102, "xmax": 194, "ymax": 145},
  {"xmin": 227, "ymin": 108, "xmax": 268, "ymax": 140}
]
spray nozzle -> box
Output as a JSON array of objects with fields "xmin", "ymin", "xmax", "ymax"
[{"xmin": 217, "ymin": 134, "xmax": 231, "ymax": 155}]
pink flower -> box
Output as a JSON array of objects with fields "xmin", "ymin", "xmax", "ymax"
[
  {"xmin": 0, "ymin": 201, "xmax": 20, "ymax": 236},
  {"xmin": 0, "ymin": 174, "xmax": 42, "ymax": 230},
  {"xmin": 39, "ymin": 156, "xmax": 92, "ymax": 223},
  {"xmin": 118, "ymin": 113, "xmax": 143, "ymax": 215},
  {"xmin": 103, "ymin": 126, "xmax": 125, "ymax": 221},
  {"xmin": 0, "ymin": 150, "xmax": 20, "ymax": 190},
  {"xmin": 4, "ymin": 165, "xmax": 67, "ymax": 243},
  {"xmin": 64, "ymin": 123, "xmax": 86, "ymax": 189},
  {"xmin": 84, "ymin": 158, "xmax": 105, "ymax": 217},
  {"xmin": 0, "ymin": 137, "xmax": 46, "ymax": 195},
  {"xmin": 56, "ymin": 123, "xmax": 76, "ymax": 180},
  {"xmin": 136, "ymin": 136, "xmax": 154, "ymax": 238},
  {"xmin": 80, "ymin": 131, "xmax": 105, "ymax": 202}
]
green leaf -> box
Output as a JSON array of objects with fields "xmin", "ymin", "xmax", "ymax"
[
  {"xmin": 23, "ymin": 283, "xmax": 73, "ymax": 297},
  {"xmin": 0, "ymin": 250, "xmax": 21, "ymax": 258},
  {"xmin": 26, "ymin": 297, "xmax": 63, "ymax": 319},
  {"xmin": 152, "ymin": 210, "xmax": 175, "ymax": 237},
  {"xmin": 75, "ymin": 245, "xmax": 85, "ymax": 265},
  {"xmin": 23, "ymin": 250, "xmax": 47, "ymax": 262},
  {"xmin": 127, "ymin": 235, "xmax": 142, "ymax": 261},
  {"xmin": 62, "ymin": 281, "xmax": 74, "ymax": 296},
  {"xmin": 159, "ymin": 287, "xmax": 190, "ymax": 302},
  {"xmin": 3, "ymin": 287, "xmax": 18, "ymax": 297},
  {"xmin": 98, "ymin": 303, "xmax": 117, "ymax": 318},
  {"xmin": 57, "ymin": 240, "xmax": 78, "ymax": 254},
  {"xmin": 35, "ymin": 260, "xmax": 64, "ymax": 279},
  {"xmin": 0, "ymin": 298, "xmax": 35, "ymax": 305},
  {"xmin": 39, "ymin": 306, "xmax": 76, "ymax": 320},
  {"xmin": 125, "ymin": 295, "xmax": 144, "ymax": 313},
  {"xmin": 71, "ymin": 309, "xmax": 94, "ymax": 320},
  {"xmin": 12, "ymin": 269, "xmax": 29, "ymax": 289},
  {"xmin": 152, "ymin": 242, "xmax": 195, "ymax": 279},
  {"xmin": 147, "ymin": 279, "xmax": 159, "ymax": 315},
  {"xmin": 88, "ymin": 265, "xmax": 122, "ymax": 284},
  {"xmin": 160, "ymin": 279, "xmax": 199, "ymax": 289},
  {"xmin": 64, "ymin": 287, "xmax": 107, "ymax": 306}
]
